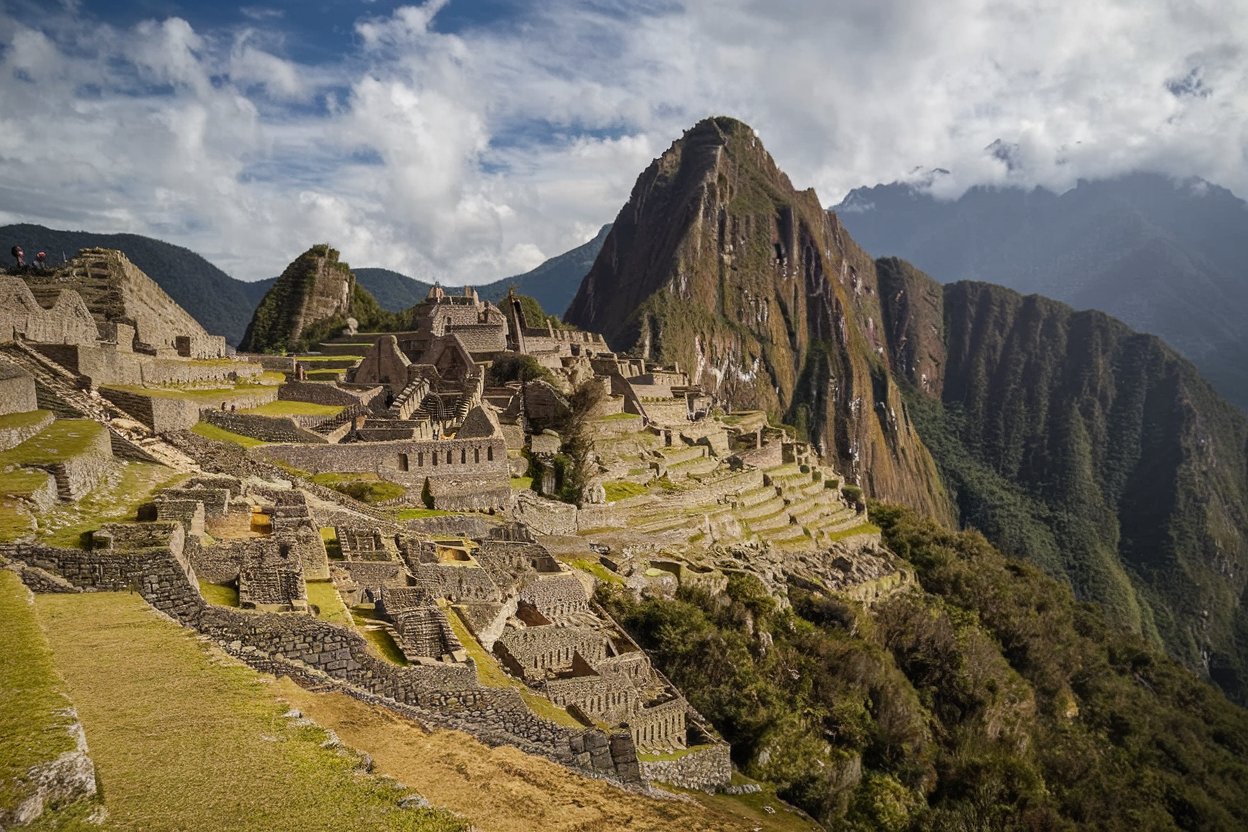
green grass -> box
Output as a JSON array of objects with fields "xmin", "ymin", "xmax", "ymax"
[
  {"xmin": 0, "ymin": 419, "xmax": 104, "ymax": 467},
  {"xmin": 350, "ymin": 610, "xmax": 409, "ymax": 664},
  {"xmin": 41, "ymin": 462, "xmax": 186, "ymax": 549},
  {"xmin": 310, "ymin": 472, "xmax": 405, "ymax": 504},
  {"xmin": 443, "ymin": 606, "xmax": 585, "ymax": 729},
  {"xmin": 0, "ymin": 570, "xmax": 78, "ymax": 816},
  {"xmin": 102, "ymin": 383, "xmax": 275, "ymax": 404},
  {"xmin": 0, "ymin": 466, "xmax": 52, "ymax": 498},
  {"xmin": 305, "ymin": 369, "xmax": 345, "ymax": 379},
  {"xmin": 199, "ymin": 580, "xmax": 240, "ymax": 607},
  {"xmin": 0, "ymin": 408, "xmax": 51, "ymax": 432},
  {"xmin": 509, "ymin": 476, "xmax": 533, "ymax": 491},
  {"xmin": 33, "ymin": 591, "xmax": 467, "ymax": 830},
  {"xmin": 242, "ymin": 401, "xmax": 344, "ymax": 417},
  {"xmin": 192, "ymin": 421, "xmax": 268, "ymax": 448},
  {"xmin": 566, "ymin": 557, "xmax": 624, "ymax": 586},
  {"xmin": 307, "ymin": 581, "xmax": 351, "ymax": 626},
  {"xmin": 0, "ymin": 499, "xmax": 34, "ymax": 542},
  {"xmin": 602, "ymin": 479, "xmax": 648, "ymax": 502},
  {"xmin": 823, "ymin": 522, "xmax": 880, "ymax": 542}
]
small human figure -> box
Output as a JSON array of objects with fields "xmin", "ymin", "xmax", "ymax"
[
  {"xmin": 10, "ymin": 245, "xmax": 24, "ymax": 269},
  {"xmin": 35, "ymin": 251, "xmax": 46, "ymax": 271}
]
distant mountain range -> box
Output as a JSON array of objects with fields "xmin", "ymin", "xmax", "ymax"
[
  {"xmin": 833, "ymin": 174, "xmax": 1248, "ymax": 408},
  {"xmin": 352, "ymin": 224, "xmax": 610, "ymax": 316},
  {"xmin": 0, "ymin": 223, "xmax": 267, "ymax": 347},
  {"xmin": 0, "ymin": 223, "xmax": 609, "ymax": 345}
]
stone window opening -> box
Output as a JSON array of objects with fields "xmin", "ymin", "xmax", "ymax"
[
  {"xmin": 432, "ymin": 453, "xmax": 438, "ymax": 467},
  {"xmin": 399, "ymin": 452, "xmax": 409, "ymax": 472},
  {"xmin": 460, "ymin": 448, "xmax": 467, "ymax": 464},
  {"xmin": 417, "ymin": 451, "xmax": 424, "ymax": 467},
  {"xmin": 474, "ymin": 448, "xmax": 480, "ymax": 463},
  {"xmin": 486, "ymin": 446, "xmax": 494, "ymax": 462},
  {"xmin": 446, "ymin": 449, "xmax": 453, "ymax": 464}
]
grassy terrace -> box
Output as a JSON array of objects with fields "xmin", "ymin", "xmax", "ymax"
[
  {"xmin": 311, "ymin": 472, "xmax": 405, "ymax": 504},
  {"xmin": 443, "ymin": 604, "xmax": 585, "ymax": 729},
  {"xmin": 0, "ymin": 418, "xmax": 103, "ymax": 468},
  {"xmin": 307, "ymin": 580, "xmax": 352, "ymax": 627},
  {"xmin": 602, "ymin": 479, "xmax": 648, "ymax": 502},
  {"xmin": 192, "ymin": 421, "xmax": 267, "ymax": 448},
  {"xmin": 242, "ymin": 401, "xmax": 344, "ymax": 418},
  {"xmin": 32, "ymin": 591, "xmax": 467, "ymax": 830},
  {"xmin": 199, "ymin": 580, "xmax": 240, "ymax": 607},
  {"xmin": 102, "ymin": 382, "xmax": 277, "ymax": 403},
  {"xmin": 18, "ymin": 461, "xmax": 185, "ymax": 549},
  {"xmin": 351, "ymin": 607, "xmax": 410, "ymax": 665},
  {"xmin": 0, "ymin": 570, "xmax": 78, "ymax": 818},
  {"xmin": 0, "ymin": 408, "xmax": 51, "ymax": 433}
]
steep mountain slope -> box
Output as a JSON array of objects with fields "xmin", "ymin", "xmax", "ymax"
[
  {"xmin": 876, "ymin": 258, "xmax": 1248, "ymax": 701},
  {"xmin": 241, "ymin": 245, "xmax": 357, "ymax": 353},
  {"xmin": 0, "ymin": 223, "xmax": 258, "ymax": 345},
  {"xmin": 565, "ymin": 116, "xmax": 950, "ymax": 519},
  {"xmin": 834, "ymin": 175, "xmax": 1248, "ymax": 407}
]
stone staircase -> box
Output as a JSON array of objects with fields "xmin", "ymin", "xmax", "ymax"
[{"xmin": 0, "ymin": 343, "xmax": 197, "ymax": 470}]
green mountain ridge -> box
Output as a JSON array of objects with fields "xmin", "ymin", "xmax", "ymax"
[
  {"xmin": 875, "ymin": 258, "xmax": 1248, "ymax": 702},
  {"xmin": 833, "ymin": 174, "xmax": 1248, "ymax": 408}
]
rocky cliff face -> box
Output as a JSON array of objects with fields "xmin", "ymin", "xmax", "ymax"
[
  {"xmin": 876, "ymin": 258, "xmax": 1248, "ymax": 701},
  {"xmin": 241, "ymin": 245, "xmax": 355, "ymax": 353},
  {"xmin": 566, "ymin": 117, "xmax": 950, "ymax": 518}
]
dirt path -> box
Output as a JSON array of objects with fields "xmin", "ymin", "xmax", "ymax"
[{"xmin": 278, "ymin": 680, "xmax": 815, "ymax": 832}]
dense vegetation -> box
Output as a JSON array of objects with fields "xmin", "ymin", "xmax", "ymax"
[
  {"xmin": 876, "ymin": 262, "xmax": 1248, "ymax": 704},
  {"xmin": 603, "ymin": 504, "xmax": 1248, "ymax": 830}
]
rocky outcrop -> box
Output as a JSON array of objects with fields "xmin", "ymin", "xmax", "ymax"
[
  {"xmin": 565, "ymin": 117, "xmax": 950, "ymax": 518},
  {"xmin": 241, "ymin": 245, "xmax": 356, "ymax": 353}
]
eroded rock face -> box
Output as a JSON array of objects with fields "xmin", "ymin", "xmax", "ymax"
[
  {"xmin": 241, "ymin": 244, "xmax": 355, "ymax": 353},
  {"xmin": 566, "ymin": 117, "xmax": 950, "ymax": 518}
]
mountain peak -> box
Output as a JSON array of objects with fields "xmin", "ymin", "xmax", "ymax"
[{"xmin": 566, "ymin": 119, "xmax": 951, "ymax": 518}]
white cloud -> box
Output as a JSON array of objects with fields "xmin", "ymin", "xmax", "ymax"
[{"xmin": 0, "ymin": 0, "xmax": 1245, "ymax": 285}]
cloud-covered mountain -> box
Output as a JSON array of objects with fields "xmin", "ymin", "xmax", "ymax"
[{"xmin": 834, "ymin": 174, "xmax": 1248, "ymax": 407}]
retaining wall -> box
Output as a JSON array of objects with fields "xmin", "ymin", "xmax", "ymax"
[
  {"xmin": 1, "ymin": 538, "xmax": 642, "ymax": 784},
  {"xmin": 638, "ymin": 743, "xmax": 732, "ymax": 791}
]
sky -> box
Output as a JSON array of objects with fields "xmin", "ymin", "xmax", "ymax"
[{"xmin": 0, "ymin": 0, "xmax": 1245, "ymax": 283}]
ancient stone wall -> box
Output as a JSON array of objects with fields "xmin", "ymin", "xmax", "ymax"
[
  {"xmin": 410, "ymin": 561, "xmax": 501, "ymax": 603},
  {"xmin": 495, "ymin": 626, "xmax": 608, "ymax": 682},
  {"xmin": 99, "ymin": 388, "xmax": 200, "ymax": 432},
  {"xmin": 279, "ymin": 379, "xmax": 384, "ymax": 408},
  {"xmin": 638, "ymin": 743, "xmax": 732, "ymax": 791},
  {"xmin": 257, "ymin": 436, "xmax": 509, "ymax": 497},
  {"xmin": 0, "ymin": 410, "xmax": 51, "ymax": 453},
  {"xmin": 0, "ymin": 278, "xmax": 100, "ymax": 346},
  {"xmin": 202, "ymin": 410, "xmax": 327, "ymax": 444},
  {"xmin": 1, "ymin": 538, "xmax": 643, "ymax": 783},
  {"xmin": 33, "ymin": 249, "xmax": 225, "ymax": 358},
  {"xmin": 628, "ymin": 697, "xmax": 687, "ymax": 752},
  {"xmin": 0, "ymin": 365, "xmax": 38, "ymax": 415}
]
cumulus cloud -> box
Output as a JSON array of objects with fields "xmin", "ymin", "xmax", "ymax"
[{"xmin": 0, "ymin": 0, "xmax": 1244, "ymax": 284}]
